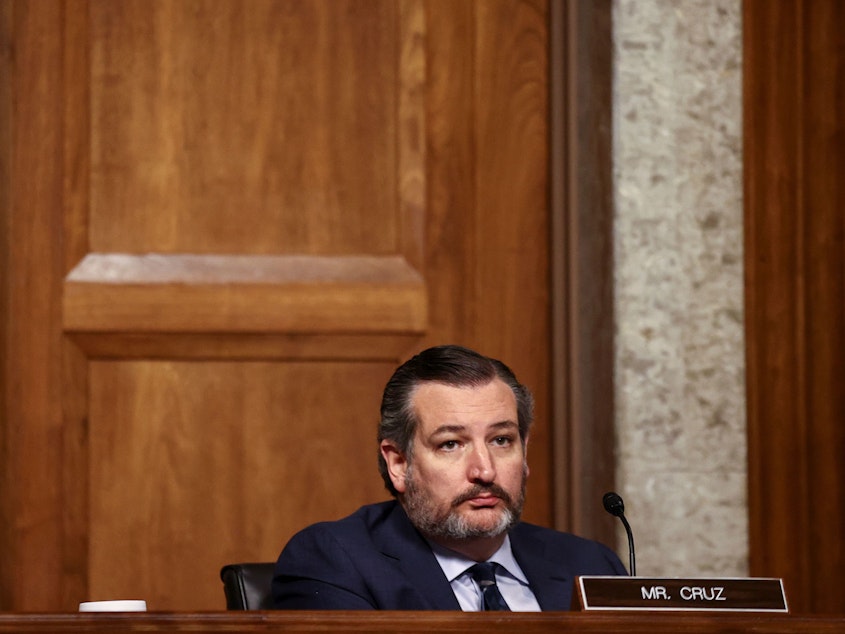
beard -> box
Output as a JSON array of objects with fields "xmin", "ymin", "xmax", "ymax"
[{"xmin": 402, "ymin": 466, "xmax": 527, "ymax": 542}]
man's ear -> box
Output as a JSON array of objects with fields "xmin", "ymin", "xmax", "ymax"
[{"xmin": 380, "ymin": 440, "xmax": 409, "ymax": 494}]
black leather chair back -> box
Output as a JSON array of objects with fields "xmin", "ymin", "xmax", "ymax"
[{"xmin": 220, "ymin": 562, "xmax": 276, "ymax": 610}]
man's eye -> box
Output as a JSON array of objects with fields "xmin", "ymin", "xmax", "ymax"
[
  {"xmin": 492, "ymin": 436, "xmax": 513, "ymax": 447},
  {"xmin": 439, "ymin": 440, "xmax": 459, "ymax": 451}
]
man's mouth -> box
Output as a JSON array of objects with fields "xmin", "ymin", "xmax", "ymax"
[
  {"xmin": 453, "ymin": 485, "xmax": 511, "ymax": 508},
  {"xmin": 467, "ymin": 495, "xmax": 500, "ymax": 508}
]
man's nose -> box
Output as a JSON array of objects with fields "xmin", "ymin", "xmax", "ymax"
[{"xmin": 467, "ymin": 446, "xmax": 496, "ymax": 482}]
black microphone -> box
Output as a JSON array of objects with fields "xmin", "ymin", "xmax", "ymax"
[{"xmin": 603, "ymin": 491, "xmax": 636, "ymax": 576}]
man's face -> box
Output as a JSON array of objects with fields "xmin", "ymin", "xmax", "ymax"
[{"xmin": 381, "ymin": 378, "xmax": 528, "ymax": 550}]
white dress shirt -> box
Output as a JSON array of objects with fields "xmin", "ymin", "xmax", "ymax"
[{"xmin": 429, "ymin": 535, "xmax": 542, "ymax": 611}]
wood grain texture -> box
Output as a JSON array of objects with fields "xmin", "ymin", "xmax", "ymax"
[
  {"xmin": 475, "ymin": 0, "xmax": 552, "ymax": 525},
  {"xmin": 425, "ymin": 0, "xmax": 552, "ymax": 527},
  {"xmin": 550, "ymin": 0, "xmax": 615, "ymax": 546},
  {"xmin": 88, "ymin": 0, "xmax": 404, "ymax": 256},
  {"xmin": 87, "ymin": 360, "xmax": 395, "ymax": 609},
  {"xmin": 0, "ymin": 612, "xmax": 843, "ymax": 633},
  {"xmin": 744, "ymin": 0, "xmax": 845, "ymax": 614},
  {"xmin": 66, "ymin": 333, "xmax": 427, "ymax": 362},
  {"xmin": 0, "ymin": 0, "xmax": 67, "ymax": 610},
  {"xmin": 63, "ymin": 254, "xmax": 427, "ymax": 334},
  {"xmin": 3, "ymin": 0, "xmax": 558, "ymax": 612},
  {"xmin": 398, "ymin": 0, "xmax": 427, "ymax": 270},
  {"xmin": 0, "ymin": 0, "xmax": 11, "ymax": 612}
]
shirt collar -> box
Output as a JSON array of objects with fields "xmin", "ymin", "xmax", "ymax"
[{"xmin": 428, "ymin": 534, "xmax": 529, "ymax": 584}]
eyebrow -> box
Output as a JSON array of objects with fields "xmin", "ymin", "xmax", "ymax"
[{"xmin": 428, "ymin": 420, "xmax": 518, "ymax": 438}]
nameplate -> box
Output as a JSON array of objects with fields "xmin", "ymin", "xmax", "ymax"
[{"xmin": 574, "ymin": 576, "xmax": 788, "ymax": 612}]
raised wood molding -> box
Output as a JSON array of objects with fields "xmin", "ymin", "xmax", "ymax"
[
  {"xmin": 397, "ymin": 0, "xmax": 427, "ymax": 271},
  {"xmin": 63, "ymin": 254, "xmax": 427, "ymax": 359},
  {"xmin": 63, "ymin": 254, "xmax": 427, "ymax": 331},
  {"xmin": 550, "ymin": 0, "xmax": 616, "ymax": 545},
  {"xmin": 744, "ymin": 0, "xmax": 845, "ymax": 614}
]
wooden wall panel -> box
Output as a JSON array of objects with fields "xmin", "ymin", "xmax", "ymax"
[
  {"xmin": 425, "ymin": 0, "xmax": 552, "ymax": 526},
  {"xmin": 474, "ymin": 0, "xmax": 551, "ymax": 523},
  {"xmin": 71, "ymin": 0, "xmax": 428, "ymax": 363},
  {"xmin": 0, "ymin": 0, "xmax": 69, "ymax": 610},
  {"xmin": 71, "ymin": 0, "xmax": 428, "ymax": 610},
  {"xmin": 0, "ymin": 0, "xmax": 8, "ymax": 603},
  {"xmin": 550, "ymin": 0, "xmax": 615, "ymax": 546},
  {"xmin": 1, "ymin": 0, "xmax": 556, "ymax": 612},
  {"xmin": 87, "ymin": 360, "xmax": 393, "ymax": 609},
  {"xmin": 475, "ymin": 0, "xmax": 551, "ymax": 522},
  {"xmin": 744, "ymin": 0, "xmax": 845, "ymax": 614},
  {"xmin": 89, "ymin": 0, "xmax": 400, "ymax": 255}
]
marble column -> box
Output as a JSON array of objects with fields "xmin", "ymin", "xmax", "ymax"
[{"xmin": 612, "ymin": 0, "xmax": 746, "ymax": 575}]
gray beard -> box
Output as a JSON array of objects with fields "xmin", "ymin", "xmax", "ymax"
[{"xmin": 402, "ymin": 468, "xmax": 526, "ymax": 541}]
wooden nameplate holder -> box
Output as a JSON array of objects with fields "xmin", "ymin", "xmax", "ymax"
[{"xmin": 573, "ymin": 576, "xmax": 788, "ymax": 612}]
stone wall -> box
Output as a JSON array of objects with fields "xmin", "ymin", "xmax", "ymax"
[{"xmin": 612, "ymin": 0, "xmax": 746, "ymax": 575}]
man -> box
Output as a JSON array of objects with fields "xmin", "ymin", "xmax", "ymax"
[{"xmin": 272, "ymin": 345, "xmax": 627, "ymax": 610}]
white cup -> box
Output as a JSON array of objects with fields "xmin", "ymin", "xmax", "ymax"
[{"xmin": 78, "ymin": 600, "xmax": 147, "ymax": 612}]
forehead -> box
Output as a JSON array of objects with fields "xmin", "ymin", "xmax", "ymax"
[{"xmin": 410, "ymin": 378, "xmax": 517, "ymax": 431}]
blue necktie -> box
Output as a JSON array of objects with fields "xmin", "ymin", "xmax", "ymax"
[{"xmin": 468, "ymin": 562, "xmax": 511, "ymax": 611}]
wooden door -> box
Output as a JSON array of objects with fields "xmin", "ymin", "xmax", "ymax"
[{"xmin": 1, "ymin": 0, "xmax": 551, "ymax": 610}]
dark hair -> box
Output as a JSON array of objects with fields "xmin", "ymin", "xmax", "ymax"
[{"xmin": 377, "ymin": 344, "xmax": 534, "ymax": 497}]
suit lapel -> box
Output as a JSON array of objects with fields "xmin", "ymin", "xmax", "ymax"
[
  {"xmin": 375, "ymin": 503, "xmax": 462, "ymax": 610},
  {"xmin": 511, "ymin": 526, "xmax": 575, "ymax": 611}
]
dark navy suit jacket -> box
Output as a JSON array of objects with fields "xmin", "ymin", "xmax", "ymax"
[{"xmin": 272, "ymin": 500, "xmax": 627, "ymax": 610}]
